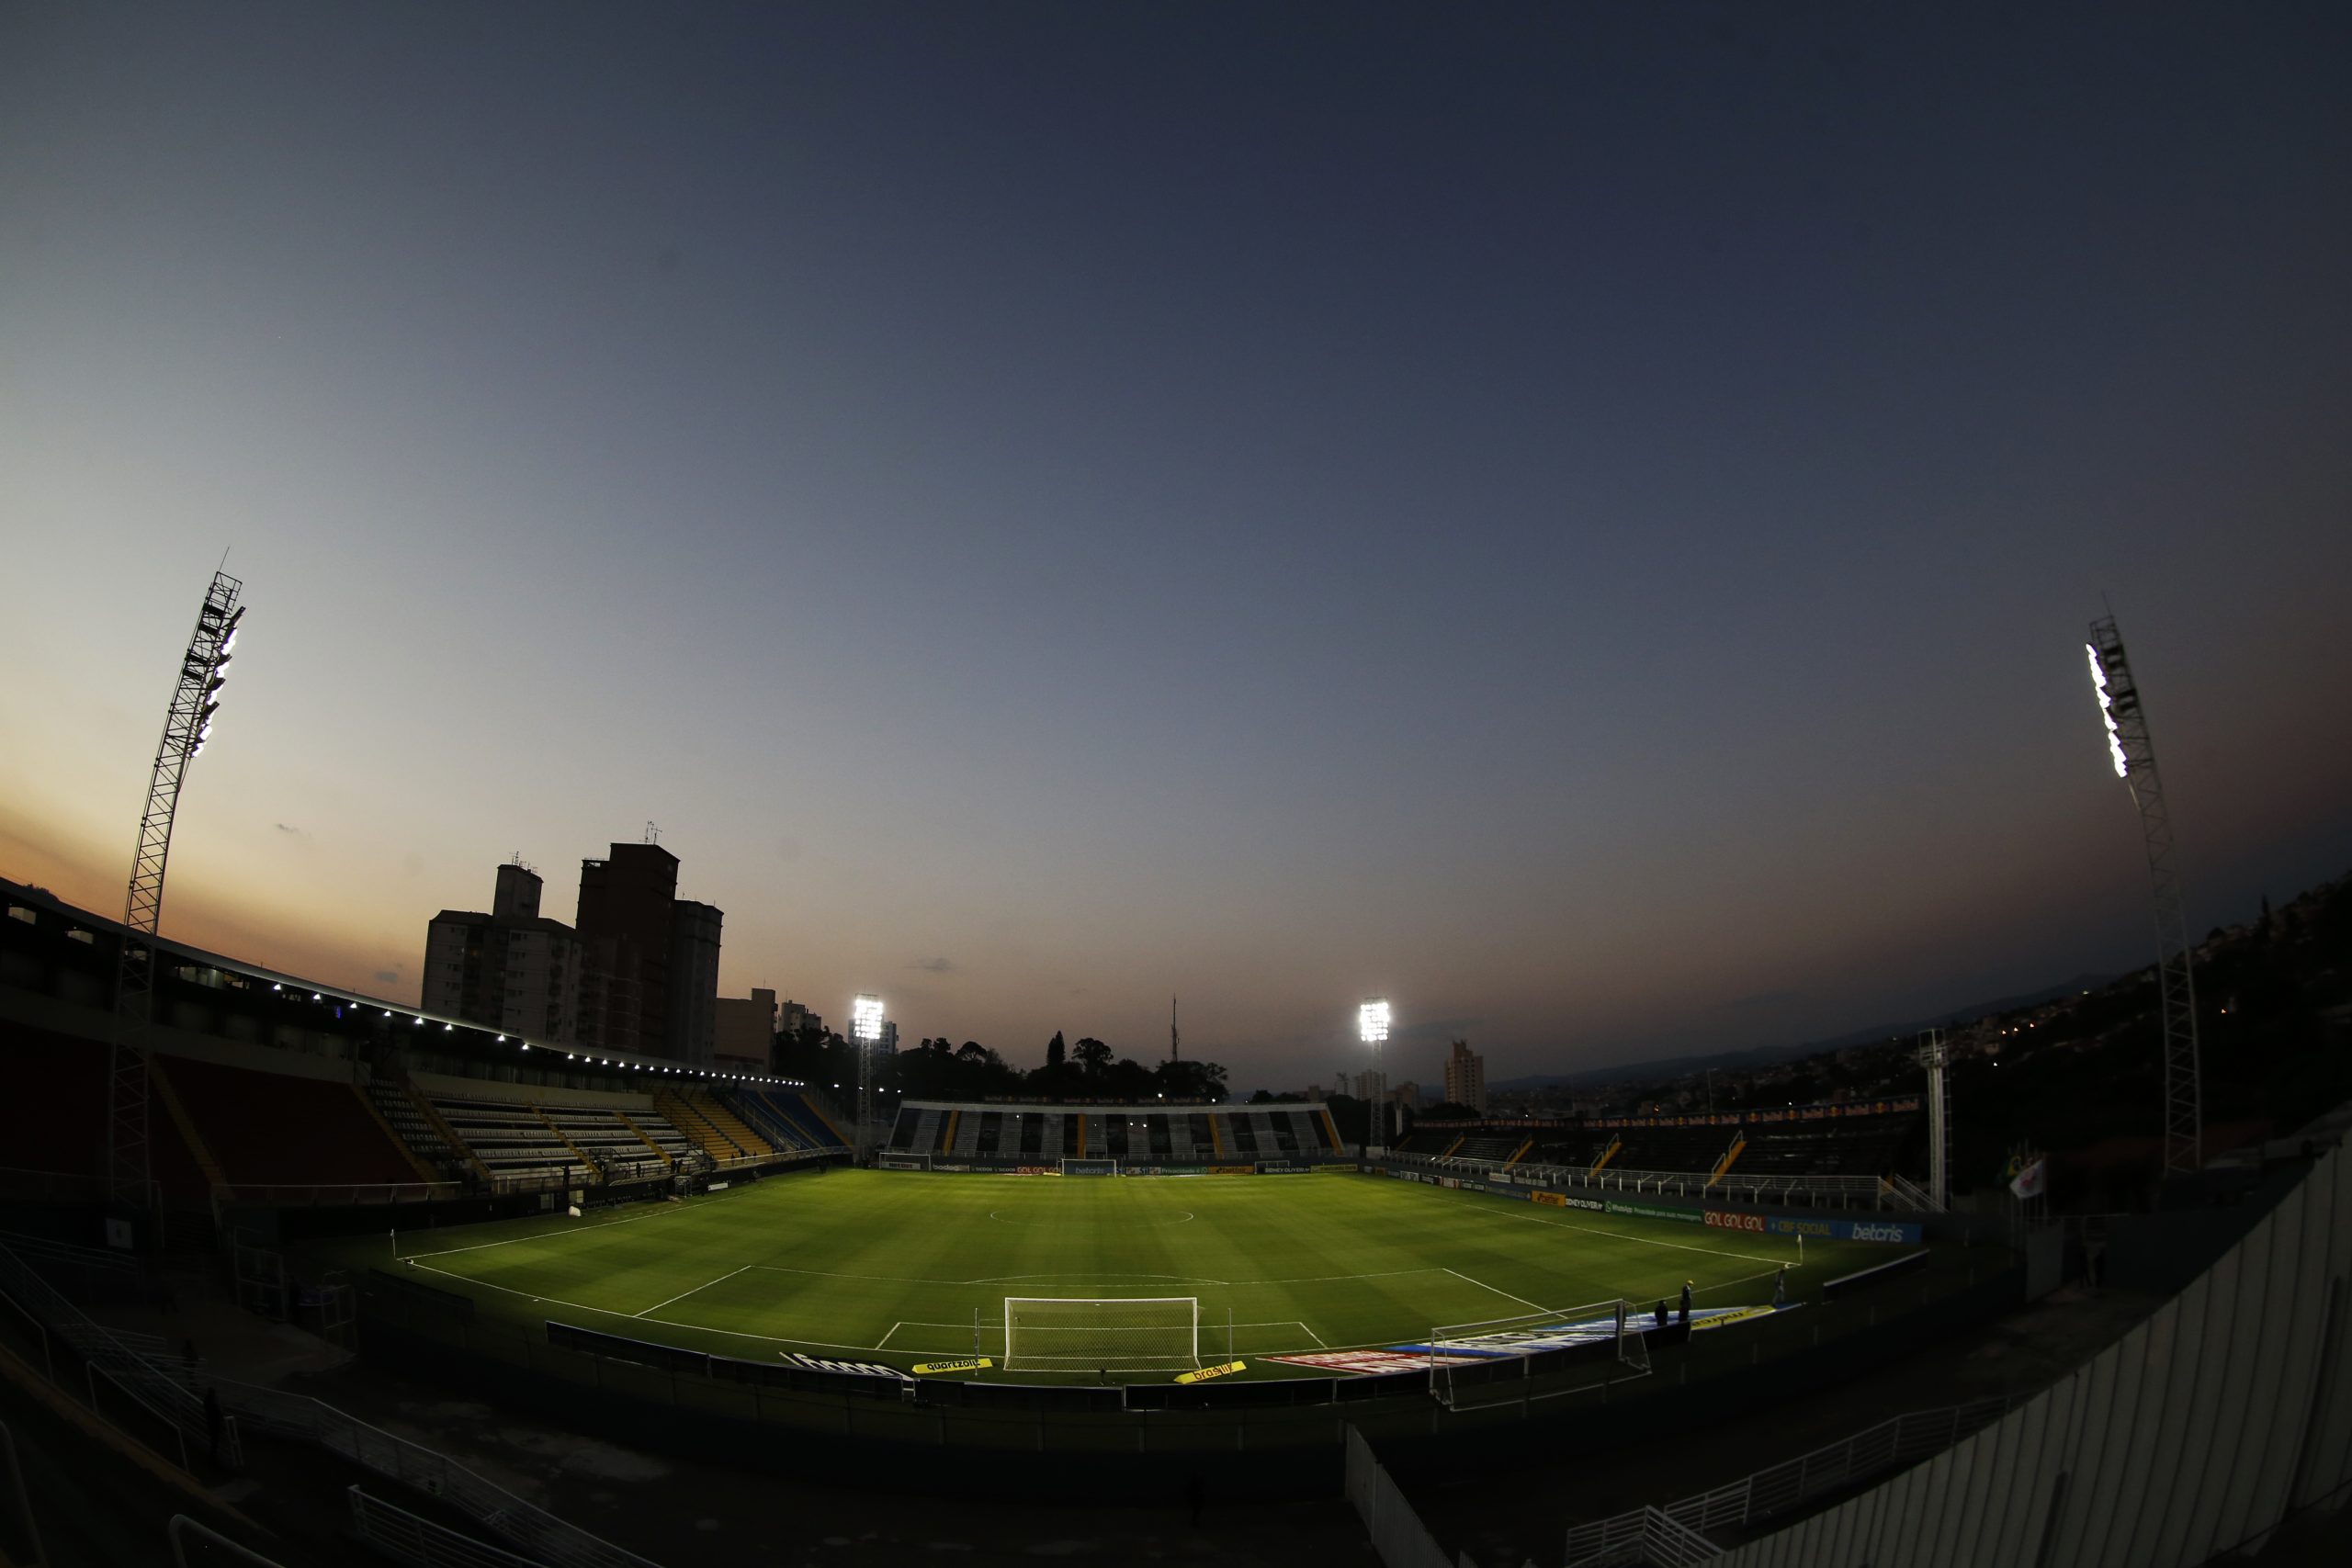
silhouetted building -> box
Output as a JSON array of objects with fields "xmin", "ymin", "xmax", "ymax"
[
  {"xmin": 1444, "ymin": 1040, "xmax": 1487, "ymax": 1113},
  {"xmin": 713, "ymin": 987, "xmax": 775, "ymax": 1075},
  {"xmin": 573, "ymin": 841, "xmax": 723, "ymax": 1066},
  {"xmin": 422, "ymin": 863, "xmax": 581, "ymax": 1043}
]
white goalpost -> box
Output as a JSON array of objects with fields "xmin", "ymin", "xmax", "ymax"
[{"xmin": 1002, "ymin": 1296, "xmax": 1198, "ymax": 1371}]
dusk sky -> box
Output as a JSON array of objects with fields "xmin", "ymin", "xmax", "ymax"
[{"xmin": 5, "ymin": 2, "xmax": 2348, "ymax": 1091}]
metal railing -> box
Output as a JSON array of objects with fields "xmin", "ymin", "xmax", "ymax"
[
  {"xmin": 0, "ymin": 1239, "xmax": 241, "ymax": 1469},
  {"xmin": 348, "ymin": 1486, "xmax": 549, "ymax": 1568},
  {"xmin": 1565, "ymin": 1395, "xmax": 2012, "ymax": 1564},
  {"xmin": 1883, "ymin": 1173, "xmax": 1943, "ymax": 1213},
  {"xmin": 218, "ymin": 1377, "xmax": 653, "ymax": 1568}
]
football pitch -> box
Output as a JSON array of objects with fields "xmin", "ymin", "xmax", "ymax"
[{"xmin": 379, "ymin": 1169, "xmax": 1906, "ymax": 1380}]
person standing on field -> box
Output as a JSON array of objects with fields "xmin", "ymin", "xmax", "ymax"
[{"xmin": 1679, "ymin": 1280, "xmax": 1692, "ymax": 1325}]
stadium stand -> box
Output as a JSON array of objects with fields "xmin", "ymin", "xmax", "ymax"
[
  {"xmin": 1397, "ymin": 1104, "xmax": 1923, "ymax": 1197},
  {"xmin": 879, "ymin": 1100, "xmax": 1344, "ymax": 1167},
  {"xmin": 4, "ymin": 1022, "xmax": 110, "ymax": 1178},
  {"xmin": 154, "ymin": 1055, "xmax": 422, "ymax": 1190},
  {"xmin": 431, "ymin": 1097, "xmax": 600, "ymax": 1189},
  {"xmin": 725, "ymin": 1087, "xmax": 830, "ymax": 1153}
]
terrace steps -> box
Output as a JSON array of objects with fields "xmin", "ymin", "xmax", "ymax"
[{"xmin": 358, "ymin": 1088, "xmax": 446, "ymax": 1185}]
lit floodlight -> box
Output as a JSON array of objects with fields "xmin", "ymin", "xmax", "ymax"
[
  {"xmin": 1358, "ymin": 998, "xmax": 1391, "ymax": 1044},
  {"xmin": 851, "ymin": 993, "xmax": 885, "ymax": 1043},
  {"xmin": 2086, "ymin": 643, "xmax": 2129, "ymax": 778}
]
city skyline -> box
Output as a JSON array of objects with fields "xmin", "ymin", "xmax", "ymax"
[{"xmin": 5, "ymin": 5, "xmax": 2349, "ymax": 1088}]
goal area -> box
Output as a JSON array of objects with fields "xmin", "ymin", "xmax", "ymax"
[
  {"xmin": 1059, "ymin": 1157, "xmax": 1117, "ymax": 1176},
  {"xmin": 1003, "ymin": 1296, "xmax": 1198, "ymax": 1371}
]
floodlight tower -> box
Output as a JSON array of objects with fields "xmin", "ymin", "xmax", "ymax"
[
  {"xmin": 110, "ymin": 569, "xmax": 246, "ymax": 1208},
  {"xmin": 1916, "ymin": 1030, "xmax": 1950, "ymax": 1211},
  {"xmin": 851, "ymin": 994, "xmax": 885, "ymax": 1162},
  {"xmin": 2086, "ymin": 617, "xmax": 2201, "ymax": 1174},
  {"xmin": 1359, "ymin": 998, "xmax": 1391, "ymax": 1156}
]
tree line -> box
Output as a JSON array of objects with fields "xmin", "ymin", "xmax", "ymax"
[{"xmin": 769, "ymin": 1023, "xmax": 1230, "ymax": 1104}]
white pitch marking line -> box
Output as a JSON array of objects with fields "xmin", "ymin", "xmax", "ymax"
[
  {"xmin": 401, "ymin": 1198, "xmax": 693, "ymax": 1261},
  {"xmin": 875, "ymin": 1323, "xmax": 903, "ymax": 1349},
  {"xmin": 1481, "ymin": 1203, "xmax": 1791, "ymax": 1267},
  {"xmin": 635, "ymin": 1264, "xmax": 751, "ymax": 1318},
  {"xmin": 1442, "ymin": 1267, "xmax": 1549, "ymax": 1314},
  {"xmin": 408, "ymin": 1261, "xmax": 905, "ymax": 1357}
]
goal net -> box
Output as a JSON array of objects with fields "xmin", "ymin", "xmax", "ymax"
[
  {"xmin": 1003, "ymin": 1296, "xmax": 1198, "ymax": 1371},
  {"xmin": 1059, "ymin": 1157, "xmax": 1117, "ymax": 1176},
  {"xmin": 877, "ymin": 1153, "xmax": 931, "ymax": 1170},
  {"xmin": 1425, "ymin": 1298, "xmax": 1652, "ymax": 1410}
]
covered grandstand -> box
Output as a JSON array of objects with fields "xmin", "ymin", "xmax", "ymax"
[
  {"xmin": 882, "ymin": 1097, "xmax": 1344, "ymax": 1167},
  {"xmin": 1390, "ymin": 1100, "xmax": 1931, "ymax": 1210},
  {"xmin": 0, "ymin": 876, "xmax": 851, "ymax": 1225}
]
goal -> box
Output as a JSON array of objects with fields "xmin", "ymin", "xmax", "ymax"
[
  {"xmin": 1059, "ymin": 1157, "xmax": 1117, "ymax": 1176},
  {"xmin": 1002, "ymin": 1296, "xmax": 1198, "ymax": 1371},
  {"xmin": 877, "ymin": 1153, "xmax": 931, "ymax": 1170}
]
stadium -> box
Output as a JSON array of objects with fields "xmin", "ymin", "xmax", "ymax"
[
  {"xmin": 6, "ymin": 864, "xmax": 2351, "ymax": 1565},
  {"xmin": 9, "ymin": 8, "xmax": 2352, "ymax": 1563}
]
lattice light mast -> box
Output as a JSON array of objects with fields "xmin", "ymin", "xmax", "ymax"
[
  {"xmin": 110, "ymin": 570, "xmax": 246, "ymax": 1206},
  {"xmin": 1359, "ymin": 998, "xmax": 1391, "ymax": 1156},
  {"xmin": 1916, "ymin": 1030, "xmax": 1951, "ymax": 1211},
  {"xmin": 851, "ymin": 993, "xmax": 885, "ymax": 1163},
  {"xmin": 2086, "ymin": 617, "xmax": 2201, "ymax": 1174}
]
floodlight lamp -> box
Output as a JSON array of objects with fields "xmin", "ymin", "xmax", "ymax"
[
  {"xmin": 1358, "ymin": 998, "xmax": 1391, "ymax": 1045},
  {"xmin": 311, "ymin": 992, "xmax": 320, "ymax": 1000},
  {"xmin": 851, "ymin": 993, "xmax": 885, "ymax": 1043},
  {"xmin": 2085, "ymin": 644, "xmax": 2129, "ymax": 778}
]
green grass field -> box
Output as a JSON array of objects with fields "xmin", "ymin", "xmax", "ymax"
[{"xmin": 371, "ymin": 1170, "xmax": 1906, "ymax": 1381}]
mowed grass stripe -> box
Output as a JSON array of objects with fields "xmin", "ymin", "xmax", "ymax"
[{"xmin": 375, "ymin": 1170, "xmax": 1905, "ymax": 1377}]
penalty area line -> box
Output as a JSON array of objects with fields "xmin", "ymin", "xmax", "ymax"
[
  {"xmin": 634, "ymin": 1264, "xmax": 752, "ymax": 1319},
  {"xmin": 1442, "ymin": 1268, "xmax": 1549, "ymax": 1314},
  {"xmin": 401, "ymin": 1198, "xmax": 694, "ymax": 1262}
]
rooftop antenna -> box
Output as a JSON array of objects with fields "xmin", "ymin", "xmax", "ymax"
[{"xmin": 643, "ymin": 820, "xmax": 661, "ymax": 845}]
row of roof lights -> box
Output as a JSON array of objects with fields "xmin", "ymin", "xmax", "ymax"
[{"xmin": 266, "ymin": 981, "xmax": 800, "ymax": 1085}]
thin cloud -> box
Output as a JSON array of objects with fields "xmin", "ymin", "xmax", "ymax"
[{"xmin": 909, "ymin": 956, "xmax": 957, "ymax": 975}]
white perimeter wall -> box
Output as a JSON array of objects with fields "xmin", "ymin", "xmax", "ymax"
[{"xmin": 1723, "ymin": 1136, "xmax": 2352, "ymax": 1567}]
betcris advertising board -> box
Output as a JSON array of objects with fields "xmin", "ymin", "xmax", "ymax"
[{"xmin": 1705, "ymin": 1209, "xmax": 1921, "ymax": 1246}]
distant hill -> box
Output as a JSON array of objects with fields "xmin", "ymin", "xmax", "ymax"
[{"xmin": 1490, "ymin": 973, "xmax": 2116, "ymax": 1091}]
